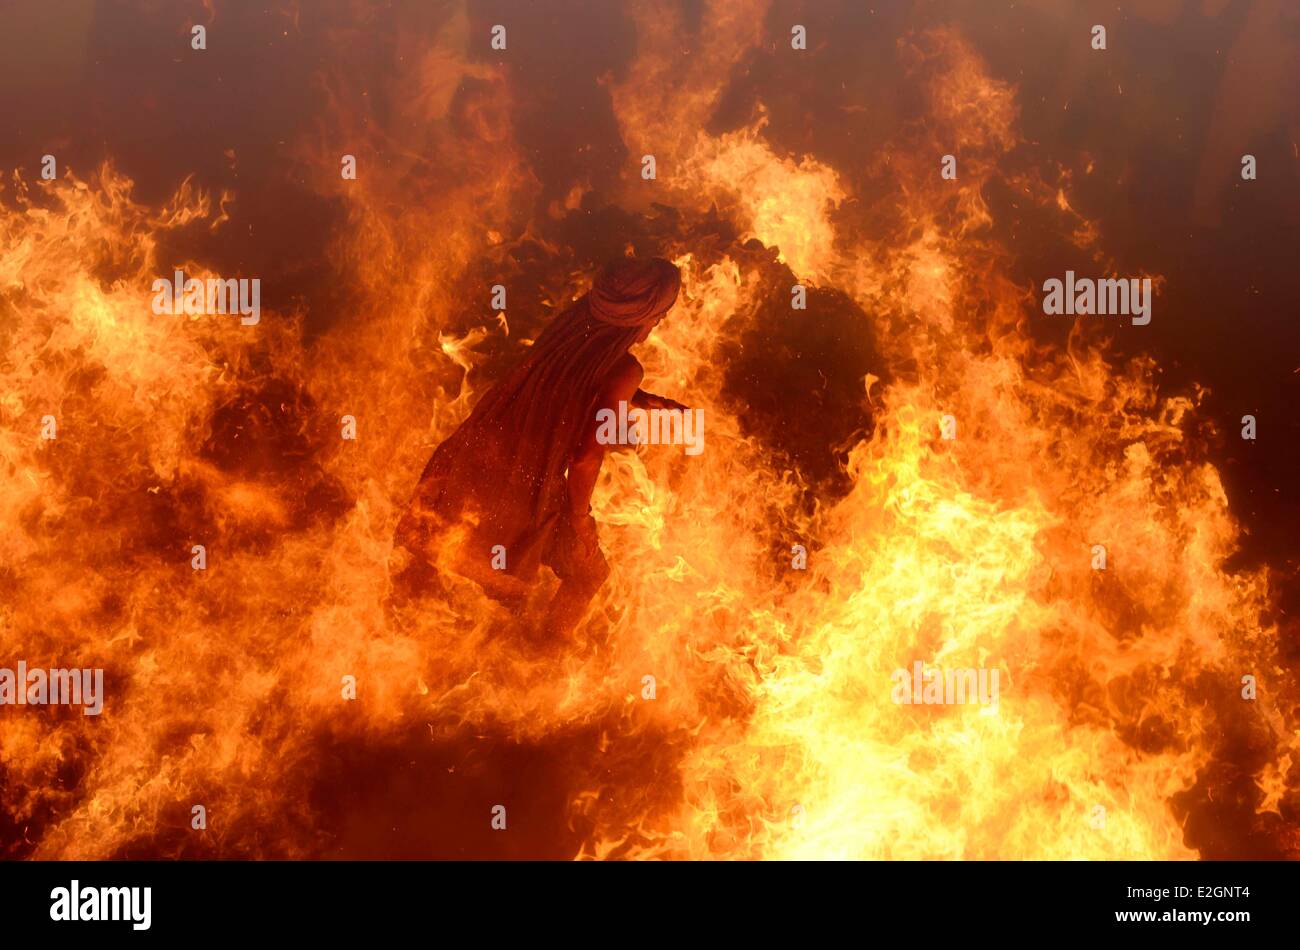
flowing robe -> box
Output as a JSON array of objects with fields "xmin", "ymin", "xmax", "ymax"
[{"xmin": 393, "ymin": 258, "xmax": 680, "ymax": 593}]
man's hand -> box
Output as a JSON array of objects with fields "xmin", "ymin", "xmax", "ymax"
[
  {"xmin": 633, "ymin": 388, "xmax": 690, "ymax": 413},
  {"xmin": 572, "ymin": 511, "xmax": 602, "ymax": 558}
]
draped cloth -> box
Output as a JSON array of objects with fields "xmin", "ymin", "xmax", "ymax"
[{"xmin": 393, "ymin": 258, "xmax": 681, "ymax": 593}]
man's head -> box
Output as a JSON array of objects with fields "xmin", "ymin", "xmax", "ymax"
[{"xmin": 588, "ymin": 257, "xmax": 681, "ymax": 337}]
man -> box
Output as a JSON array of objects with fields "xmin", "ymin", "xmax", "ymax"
[{"xmin": 392, "ymin": 256, "xmax": 686, "ymax": 639}]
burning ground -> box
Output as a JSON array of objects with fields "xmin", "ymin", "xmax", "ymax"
[{"xmin": 1, "ymin": 0, "xmax": 1298, "ymax": 859}]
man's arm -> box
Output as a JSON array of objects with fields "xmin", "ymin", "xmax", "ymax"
[
  {"xmin": 631, "ymin": 388, "xmax": 688, "ymax": 413},
  {"xmin": 567, "ymin": 356, "xmax": 646, "ymax": 544}
]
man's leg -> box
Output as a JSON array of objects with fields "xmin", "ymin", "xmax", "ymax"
[{"xmin": 540, "ymin": 513, "xmax": 610, "ymax": 639}]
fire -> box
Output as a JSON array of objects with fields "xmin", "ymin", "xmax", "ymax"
[{"xmin": 1, "ymin": 5, "xmax": 1294, "ymax": 861}]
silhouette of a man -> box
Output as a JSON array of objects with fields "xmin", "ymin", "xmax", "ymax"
[{"xmin": 392, "ymin": 257, "xmax": 685, "ymax": 638}]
